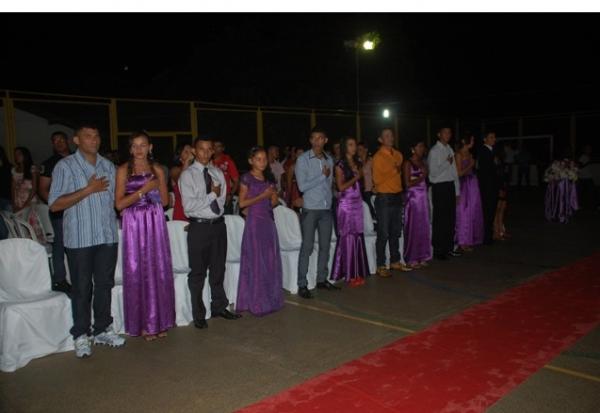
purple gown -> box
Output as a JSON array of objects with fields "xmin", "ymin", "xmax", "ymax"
[
  {"xmin": 122, "ymin": 173, "xmax": 175, "ymax": 336},
  {"xmin": 236, "ymin": 173, "xmax": 284, "ymax": 316},
  {"xmin": 455, "ymin": 158, "xmax": 485, "ymax": 246},
  {"xmin": 403, "ymin": 162, "xmax": 432, "ymax": 265},
  {"xmin": 331, "ymin": 161, "xmax": 369, "ymax": 282}
]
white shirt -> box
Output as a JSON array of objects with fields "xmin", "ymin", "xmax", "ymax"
[
  {"xmin": 179, "ymin": 161, "xmax": 227, "ymax": 219},
  {"xmin": 270, "ymin": 160, "xmax": 285, "ymax": 191},
  {"xmin": 427, "ymin": 141, "xmax": 460, "ymax": 196}
]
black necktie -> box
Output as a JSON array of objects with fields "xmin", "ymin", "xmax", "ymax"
[{"xmin": 203, "ymin": 167, "xmax": 221, "ymax": 215}]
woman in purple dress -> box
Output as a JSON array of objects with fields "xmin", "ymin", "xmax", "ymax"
[
  {"xmin": 236, "ymin": 146, "xmax": 284, "ymax": 316},
  {"xmin": 402, "ymin": 141, "xmax": 432, "ymax": 268},
  {"xmin": 455, "ymin": 136, "xmax": 484, "ymax": 251},
  {"xmin": 331, "ymin": 137, "xmax": 369, "ymax": 286},
  {"xmin": 115, "ymin": 131, "xmax": 175, "ymax": 341}
]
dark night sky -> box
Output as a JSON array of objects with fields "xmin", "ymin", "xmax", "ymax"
[{"xmin": 2, "ymin": 13, "xmax": 599, "ymax": 117}]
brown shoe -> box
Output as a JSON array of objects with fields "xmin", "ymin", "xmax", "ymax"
[
  {"xmin": 390, "ymin": 262, "xmax": 414, "ymax": 272},
  {"xmin": 376, "ymin": 266, "xmax": 392, "ymax": 277}
]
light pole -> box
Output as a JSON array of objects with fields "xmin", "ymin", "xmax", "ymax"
[{"xmin": 344, "ymin": 32, "xmax": 380, "ymax": 139}]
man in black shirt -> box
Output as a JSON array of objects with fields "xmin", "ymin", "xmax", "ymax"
[{"xmin": 39, "ymin": 131, "xmax": 72, "ymax": 293}]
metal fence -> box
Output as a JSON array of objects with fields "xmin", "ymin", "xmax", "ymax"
[{"xmin": 1, "ymin": 89, "xmax": 595, "ymax": 169}]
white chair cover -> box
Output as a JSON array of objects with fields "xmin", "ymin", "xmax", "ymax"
[
  {"xmin": 224, "ymin": 215, "xmax": 245, "ymax": 309},
  {"xmin": 34, "ymin": 203, "xmax": 54, "ymax": 242},
  {"xmin": 165, "ymin": 208, "xmax": 174, "ymax": 221},
  {"xmin": 362, "ymin": 201, "xmax": 377, "ymax": 274},
  {"xmin": 274, "ymin": 206, "xmax": 302, "ymax": 293},
  {"xmin": 0, "ymin": 239, "xmax": 72, "ymax": 372},
  {"xmin": 166, "ymin": 221, "xmax": 190, "ymax": 274}
]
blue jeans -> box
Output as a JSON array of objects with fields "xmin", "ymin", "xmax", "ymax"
[
  {"xmin": 297, "ymin": 209, "xmax": 333, "ymax": 288},
  {"xmin": 50, "ymin": 215, "xmax": 67, "ymax": 283},
  {"xmin": 375, "ymin": 193, "xmax": 403, "ymax": 267}
]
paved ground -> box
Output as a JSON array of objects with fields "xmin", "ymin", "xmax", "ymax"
[{"xmin": 1, "ymin": 188, "xmax": 599, "ymax": 413}]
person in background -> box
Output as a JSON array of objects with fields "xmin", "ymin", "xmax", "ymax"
[
  {"xmin": 49, "ymin": 124, "xmax": 125, "ymax": 358},
  {"xmin": 295, "ymin": 127, "xmax": 338, "ymax": 299},
  {"xmin": 402, "ymin": 141, "xmax": 432, "ymax": 268},
  {"xmin": 236, "ymin": 146, "xmax": 284, "ymax": 316},
  {"xmin": 115, "ymin": 131, "xmax": 175, "ymax": 341},
  {"xmin": 372, "ymin": 127, "xmax": 413, "ymax": 276},
  {"xmin": 180, "ymin": 137, "xmax": 241, "ymax": 329},
  {"xmin": 39, "ymin": 131, "xmax": 72, "ymax": 293},
  {"xmin": 332, "ymin": 142, "xmax": 342, "ymax": 162},
  {"xmin": 493, "ymin": 148, "xmax": 510, "ymax": 241},
  {"xmin": 331, "ymin": 136, "xmax": 369, "ymax": 286},
  {"xmin": 283, "ymin": 147, "xmax": 304, "ymax": 210},
  {"xmin": 577, "ymin": 144, "xmax": 595, "ymax": 209},
  {"xmin": 357, "ymin": 142, "xmax": 375, "ymax": 221},
  {"xmin": 477, "ymin": 131, "xmax": 499, "ymax": 244},
  {"xmin": 0, "ymin": 145, "xmax": 13, "ymax": 212},
  {"xmin": 454, "ymin": 135, "xmax": 484, "ymax": 251},
  {"xmin": 12, "ymin": 146, "xmax": 46, "ymax": 244},
  {"xmin": 427, "ymin": 127, "xmax": 461, "ymax": 260},
  {"xmin": 268, "ymin": 145, "xmax": 285, "ymax": 194},
  {"xmin": 169, "ymin": 143, "xmax": 195, "ymax": 221},
  {"xmin": 212, "ymin": 139, "xmax": 240, "ymax": 214}
]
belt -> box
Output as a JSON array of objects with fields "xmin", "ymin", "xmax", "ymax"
[{"xmin": 189, "ymin": 216, "xmax": 224, "ymax": 225}]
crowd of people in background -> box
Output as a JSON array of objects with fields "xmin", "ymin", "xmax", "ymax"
[{"xmin": 0, "ymin": 124, "xmax": 598, "ymax": 359}]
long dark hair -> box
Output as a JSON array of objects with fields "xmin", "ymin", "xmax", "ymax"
[
  {"xmin": 339, "ymin": 136, "xmax": 362, "ymax": 181},
  {"xmin": 0, "ymin": 145, "xmax": 12, "ymax": 170},
  {"xmin": 127, "ymin": 131, "xmax": 156, "ymax": 176},
  {"xmin": 15, "ymin": 146, "xmax": 34, "ymax": 180},
  {"xmin": 248, "ymin": 146, "xmax": 276, "ymax": 184}
]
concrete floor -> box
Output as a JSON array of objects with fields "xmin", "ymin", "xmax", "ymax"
[{"xmin": 1, "ymin": 188, "xmax": 599, "ymax": 413}]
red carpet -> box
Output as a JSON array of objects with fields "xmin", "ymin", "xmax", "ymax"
[{"xmin": 237, "ymin": 253, "xmax": 600, "ymax": 413}]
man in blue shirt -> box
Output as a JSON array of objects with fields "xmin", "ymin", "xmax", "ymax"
[
  {"xmin": 49, "ymin": 125, "xmax": 125, "ymax": 358},
  {"xmin": 294, "ymin": 127, "xmax": 339, "ymax": 299}
]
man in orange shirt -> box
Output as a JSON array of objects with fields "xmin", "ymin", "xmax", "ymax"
[{"xmin": 372, "ymin": 127, "xmax": 413, "ymax": 277}]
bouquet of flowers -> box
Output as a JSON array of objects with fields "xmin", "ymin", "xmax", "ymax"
[{"xmin": 544, "ymin": 159, "xmax": 579, "ymax": 183}]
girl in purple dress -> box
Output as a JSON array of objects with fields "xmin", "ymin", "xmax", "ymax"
[
  {"xmin": 115, "ymin": 131, "xmax": 175, "ymax": 341},
  {"xmin": 331, "ymin": 137, "xmax": 369, "ymax": 286},
  {"xmin": 236, "ymin": 146, "xmax": 284, "ymax": 316},
  {"xmin": 402, "ymin": 141, "xmax": 432, "ymax": 268},
  {"xmin": 455, "ymin": 136, "xmax": 484, "ymax": 251}
]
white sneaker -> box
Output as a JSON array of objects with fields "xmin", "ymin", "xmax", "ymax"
[
  {"xmin": 74, "ymin": 335, "xmax": 92, "ymax": 358},
  {"xmin": 94, "ymin": 324, "xmax": 126, "ymax": 348}
]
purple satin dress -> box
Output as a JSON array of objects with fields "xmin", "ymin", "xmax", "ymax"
[
  {"xmin": 122, "ymin": 173, "xmax": 175, "ymax": 336},
  {"xmin": 236, "ymin": 173, "xmax": 284, "ymax": 316},
  {"xmin": 403, "ymin": 162, "xmax": 432, "ymax": 265},
  {"xmin": 455, "ymin": 159, "xmax": 484, "ymax": 246},
  {"xmin": 545, "ymin": 179, "xmax": 579, "ymax": 223},
  {"xmin": 331, "ymin": 161, "xmax": 369, "ymax": 282}
]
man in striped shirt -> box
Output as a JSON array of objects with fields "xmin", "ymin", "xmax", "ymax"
[{"xmin": 49, "ymin": 125, "xmax": 125, "ymax": 358}]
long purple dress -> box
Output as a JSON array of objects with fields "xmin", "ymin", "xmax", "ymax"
[
  {"xmin": 403, "ymin": 161, "xmax": 432, "ymax": 265},
  {"xmin": 331, "ymin": 161, "xmax": 369, "ymax": 282},
  {"xmin": 456, "ymin": 158, "xmax": 485, "ymax": 246},
  {"xmin": 236, "ymin": 173, "xmax": 284, "ymax": 316},
  {"xmin": 122, "ymin": 173, "xmax": 175, "ymax": 336}
]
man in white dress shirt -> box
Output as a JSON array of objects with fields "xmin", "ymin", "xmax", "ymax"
[
  {"xmin": 427, "ymin": 127, "xmax": 461, "ymax": 260},
  {"xmin": 179, "ymin": 138, "xmax": 241, "ymax": 329}
]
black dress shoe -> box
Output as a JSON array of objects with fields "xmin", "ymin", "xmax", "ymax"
[
  {"xmin": 52, "ymin": 280, "xmax": 72, "ymax": 294},
  {"xmin": 194, "ymin": 320, "xmax": 208, "ymax": 329},
  {"xmin": 448, "ymin": 249, "xmax": 463, "ymax": 257},
  {"xmin": 213, "ymin": 309, "xmax": 242, "ymax": 320},
  {"xmin": 434, "ymin": 254, "xmax": 449, "ymax": 261},
  {"xmin": 316, "ymin": 281, "xmax": 341, "ymax": 291},
  {"xmin": 298, "ymin": 287, "xmax": 313, "ymax": 299}
]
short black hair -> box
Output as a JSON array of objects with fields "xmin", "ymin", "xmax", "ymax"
[
  {"xmin": 193, "ymin": 136, "xmax": 213, "ymax": 146},
  {"xmin": 310, "ymin": 126, "xmax": 327, "ymax": 136},
  {"xmin": 380, "ymin": 127, "xmax": 395, "ymax": 135},
  {"xmin": 437, "ymin": 126, "xmax": 452, "ymax": 133},
  {"xmin": 74, "ymin": 124, "xmax": 99, "ymax": 137},
  {"xmin": 50, "ymin": 131, "xmax": 68, "ymax": 141}
]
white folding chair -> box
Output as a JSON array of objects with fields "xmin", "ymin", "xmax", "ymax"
[
  {"xmin": 34, "ymin": 203, "xmax": 54, "ymax": 243},
  {"xmin": 362, "ymin": 201, "xmax": 377, "ymax": 274},
  {"xmin": 0, "ymin": 239, "xmax": 73, "ymax": 372}
]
